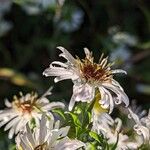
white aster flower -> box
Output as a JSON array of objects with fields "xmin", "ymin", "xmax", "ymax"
[
  {"xmin": 43, "ymin": 46, "xmax": 129, "ymax": 113},
  {"xmin": 128, "ymin": 108, "xmax": 150, "ymax": 144},
  {"xmin": 16, "ymin": 115, "xmax": 85, "ymax": 150},
  {"xmin": 93, "ymin": 113, "xmax": 140, "ymax": 150},
  {"xmin": 0, "ymin": 88, "xmax": 65, "ymax": 139}
]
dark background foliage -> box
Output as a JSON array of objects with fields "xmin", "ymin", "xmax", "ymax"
[{"xmin": 0, "ymin": 0, "xmax": 149, "ymax": 148}]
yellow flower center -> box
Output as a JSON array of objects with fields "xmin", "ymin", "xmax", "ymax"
[
  {"xmin": 76, "ymin": 54, "xmax": 113, "ymax": 84},
  {"xmin": 12, "ymin": 93, "xmax": 38, "ymax": 114}
]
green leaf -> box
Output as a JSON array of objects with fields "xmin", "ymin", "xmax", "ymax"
[
  {"xmin": 66, "ymin": 112, "xmax": 81, "ymax": 127},
  {"xmin": 86, "ymin": 143, "xmax": 97, "ymax": 150},
  {"xmin": 89, "ymin": 131, "xmax": 101, "ymax": 143},
  {"xmin": 52, "ymin": 109, "xmax": 66, "ymax": 120},
  {"xmin": 9, "ymin": 144, "xmax": 16, "ymax": 150}
]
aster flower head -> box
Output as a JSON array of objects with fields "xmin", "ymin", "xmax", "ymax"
[
  {"xmin": 0, "ymin": 88, "xmax": 65, "ymax": 139},
  {"xmin": 16, "ymin": 115, "xmax": 85, "ymax": 150},
  {"xmin": 92, "ymin": 113, "xmax": 141, "ymax": 150},
  {"xmin": 43, "ymin": 47, "xmax": 129, "ymax": 113},
  {"xmin": 128, "ymin": 108, "xmax": 150, "ymax": 144}
]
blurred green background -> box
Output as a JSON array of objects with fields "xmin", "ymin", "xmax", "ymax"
[{"xmin": 0, "ymin": 0, "xmax": 150, "ymax": 148}]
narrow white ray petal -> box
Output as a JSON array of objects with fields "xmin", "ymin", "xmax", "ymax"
[
  {"xmin": 84, "ymin": 47, "xmax": 91, "ymax": 59},
  {"xmin": 43, "ymin": 68, "xmax": 72, "ymax": 77},
  {"xmin": 24, "ymin": 94, "xmax": 31, "ymax": 101},
  {"xmin": 0, "ymin": 109, "xmax": 16, "ymax": 118},
  {"xmin": 8, "ymin": 127, "xmax": 15, "ymax": 139},
  {"xmin": 26, "ymin": 125, "xmax": 36, "ymax": 148},
  {"xmin": 15, "ymin": 118, "xmax": 28, "ymax": 134},
  {"xmin": 100, "ymin": 58, "xmax": 108, "ymax": 66},
  {"xmin": 128, "ymin": 108, "xmax": 140, "ymax": 124},
  {"xmin": 39, "ymin": 115, "xmax": 47, "ymax": 144},
  {"xmin": 102, "ymin": 83, "xmax": 129, "ymax": 107},
  {"xmin": 111, "ymin": 69, "xmax": 127, "ymax": 74},
  {"xmin": 20, "ymin": 134, "xmax": 32, "ymax": 150},
  {"xmin": 39, "ymin": 97, "xmax": 49, "ymax": 103},
  {"xmin": 41, "ymin": 86, "xmax": 53, "ymax": 98},
  {"xmin": 98, "ymin": 87, "xmax": 106, "ymax": 104},
  {"xmin": 111, "ymin": 79, "xmax": 124, "ymax": 91},
  {"xmin": 57, "ymin": 126, "xmax": 70, "ymax": 138},
  {"xmin": 0, "ymin": 114, "xmax": 18, "ymax": 127},
  {"xmin": 32, "ymin": 115, "xmax": 40, "ymax": 127},
  {"xmin": 57, "ymin": 46, "xmax": 76, "ymax": 64},
  {"xmin": 54, "ymin": 74, "xmax": 75, "ymax": 83},
  {"xmin": 4, "ymin": 99, "xmax": 12, "ymax": 107},
  {"xmin": 42, "ymin": 102, "xmax": 65, "ymax": 110},
  {"xmin": 51, "ymin": 61, "xmax": 68, "ymax": 68},
  {"xmin": 48, "ymin": 119, "xmax": 54, "ymax": 130},
  {"xmin": 4, "ymin": 116, "xmax": 21, "ymax": 131},
  {"xmin": 54, "ymin": 137, "xmax": 85, "ymax": 150},
  {"xmin": 0, "ymin": 119, "xmax": 9, "ymax": 127},
  {"xmin": 101, "ymin": 87, "xmax": 114, "ymax": 113},
  {"xmin": 54, "ymin": 120, "xmax": 60, "ymax": 129},
  {"xmin": 140, "ymin": 126, "xmax": 150, "ymax": 143},
  {"xmin": 33, "ymin": 128, "xmax": 40, "ymax": 145},
  {"xmin": 68, "ymin": 96, "xmax": 76, "ymax": 111},
  {"xmin": 49, "ymin": 130, "xmax": 60, "ymax": 145}
]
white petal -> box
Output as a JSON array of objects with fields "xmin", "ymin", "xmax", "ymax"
[
  {"xmin": 42, "ymin": 102, "xmax": 65, "ymax": 110},
  {"xmin": 73, "ymin": 84, "xmax": 95, "ymax": 102},
  {"xmin": 26, "ymin": 125, "xmax": 36, "ymax": 148},
  {"xmin": 39, "ymin": 115, "xmax": 47, "ymax": 144},
  {"xmin": 102, "ymin": 83, "xmax": 129, "ymax": 107},
  {"xmin": 69, "ymin": 84, "xmax": 95, "ymax": 111},
  {"xmin": 51, "ymin": 61, "xmax": 68, "ymax": 68},
  {"xmin": 111, "ymin": 79, "xmax": 124, "ymax": 91},
  {"xmin": 4, "ymin": 116, "xmax": 21, "ymax": 131},
  {"xmin": 57, "ymin": 46, "xmax": 76, "ymax": 64},
  {"xmin": 43, "ymin": 68, "xmax": 72, "ymax": 77},
  {"xmin": 111, "ymin": 69, "xmax": 127, "ymax": 74},
  {"xmin": 15, "ymin": 118, "xmax": 28, "ymax": 134},
  {"xmin": 84, "ymin": 47, "xmax": 92, "ymax": 61},
  {"xmin": 20, "ymin": 134, "xmax": 32, "ymax": 150},
  {"xmin": 68, "ymin": 96, "xmax": 76, "ymax": 111},
  {"xmin": 54, "ymin": 137, "xmax": 85, "ymax": 150},
  {"xmin": 4, "ymin": 99, "xmax": 12, "ymax": 107},
  {"xmin": 100, "ymin": 87, "xmax": 114, "ymax": 113},
  {"xmin": 54, "ymin": 120, "xmax": 60, "ymax": 129},
  {"xmin": 54, "ymin": 74, "xmax": 77, "ymax": 83},
  {"xmin": 8, "ymin": 127, "xmax": 15, "ymax": 139}
]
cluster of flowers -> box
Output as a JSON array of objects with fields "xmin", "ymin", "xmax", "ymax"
[{"xmin": 0, "ymin": 46, "xmax": 149, "ymax": 149}]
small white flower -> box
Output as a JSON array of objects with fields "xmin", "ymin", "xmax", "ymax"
[
  {"xmin": 0, "ymin": 88, "xmax": 65, "ymax": 139},
  {"xmin": 128, "ymin": 108, "xmax": 150, "ymax": 144},
  {"xmin": 16, "ymin": 115, "xmax": 85, "ymax": 150},
  {"xmin": 43, "ymin": 47, "xmax": 129, "ymax": 113},
  {"xmin": 92, "ymin": 113, "xmax": 140, "ymax": 150}
]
